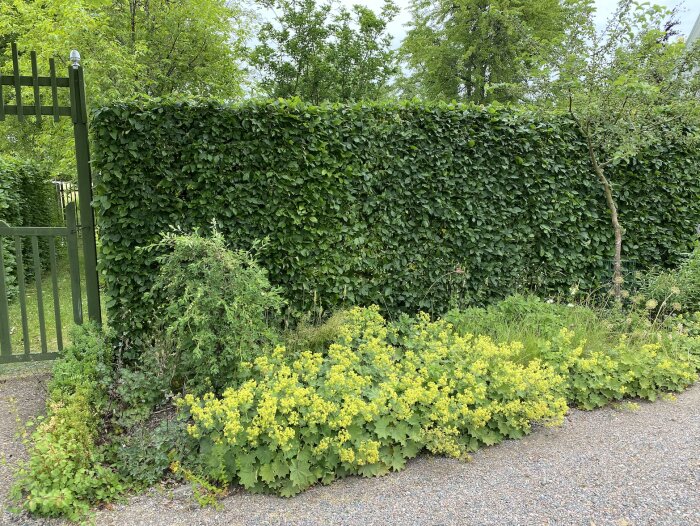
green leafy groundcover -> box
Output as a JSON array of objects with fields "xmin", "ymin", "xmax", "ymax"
[
  {"xmin": 12, "ymin": 301, "xmax": 700, "ymax": 516},
  {"xmin": 10, "ymin": 325, "xmax": 122, "ymax": 521},
  {"xmin": 180, "ymin": 304, "xmax": 700, "ymax": 497},
  {"xmin": 92, "ymin": 99, "xmax": 700, "ymax": 348}
]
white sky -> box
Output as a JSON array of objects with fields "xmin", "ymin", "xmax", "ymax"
[{"xmin": 338, "ymin": 0, "xmax": 700, "ymax": 48}]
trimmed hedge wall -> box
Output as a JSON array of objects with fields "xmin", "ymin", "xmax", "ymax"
[
  {"xmin": 92, "ymin": 100, "xmax": 700, "ymax": 342},
  {"xmin": 0, "ymin": 156, "xmax": 59, "ymax": 299}
]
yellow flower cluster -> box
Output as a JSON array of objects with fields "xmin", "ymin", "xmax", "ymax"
[
  {"xmin": 545, "ymin": 328, "xmax": 699, "ymax": 409},
  {"xmin": 181, "ymin": 306, "xmax": 569, "ymax": 496}
]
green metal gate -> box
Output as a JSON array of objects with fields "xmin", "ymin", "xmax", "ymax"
[
  {"xmin": 0, "ymin": 43, "xmax": 101, "ymax": 362},
  {"xmin": 0, "ymin": 204, "xmax": 82, "ymax": 363}
]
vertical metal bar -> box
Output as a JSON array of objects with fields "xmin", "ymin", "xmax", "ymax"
[
  {"xmin": 31, "ymin": 236, "xmax": 48, "ymax": 354},
  {"xmin": 30, "ymin": 51, "xmax": 41, "ymax": 125},
  {"xmin": 49, "ymin": 59, "xmax": 59, "ymax": 123},
  {"xmin": 66, "ymin": 204, "xmax": 83, "ymax": 324},
  {"xmin": 69, "ymin": 61, "xmax": 101, "ymax": 324},
  {"xmin": 0, "ymin": 240, "xmax": 12, "ymax": 357},
  {"xmin": 48, "ymin": 237, "xmax": 63, "ymax": 352},
  {"xmin": 14, "ymin": 237, "xmax": 30, "ymax": 355},
  {"xmin": 11, "ymin": 43, "xmax": 23, "ymax": 122}
]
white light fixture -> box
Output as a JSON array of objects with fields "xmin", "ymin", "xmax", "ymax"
[{"xmin": 70, "ymin": 50, "xmax": 81, "ymax": 69}]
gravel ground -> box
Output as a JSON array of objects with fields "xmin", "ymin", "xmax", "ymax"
[
  {"xmin": 0, "ymin": 373, "xmax": 49, "ymax": 518},
  {"xmin": 1, "ymin": 376, "xmax": 698, "ymax": 526}
]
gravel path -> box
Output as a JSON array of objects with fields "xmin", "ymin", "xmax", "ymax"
[
  {"xmin": 1, "ymin": 376, "xmax": 698, "ymax": 526},
  {"xmin": 0, "ymin": 373, "xmax": 49, "ymax": 520}
]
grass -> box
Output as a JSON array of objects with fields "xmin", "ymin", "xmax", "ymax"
[{"xmin": 443, "ymin": 294, "xmax": 658, "ymax": 363}]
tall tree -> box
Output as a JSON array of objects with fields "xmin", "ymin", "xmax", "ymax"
[
  {"xmin": 0, "ymin": 0, "xmax": 251, "ymax": 177},
  {"xmin": 400, "ymin": 0, "xmax": 590, "ymax": 103},
  {"xmin": 250, "ymin": 0, "xmax": 398, "ymax": 103},
  {"xmin": 538, "ymin": 0, "xmax": 700, "ymax": 296}
]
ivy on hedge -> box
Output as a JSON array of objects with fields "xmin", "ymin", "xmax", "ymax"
[{"xmin": 91, "ymin": 99, "xmax": 700, "ymax": 348}]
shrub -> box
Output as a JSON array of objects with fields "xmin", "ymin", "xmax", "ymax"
[
  {"xmin": 10, "ymin": 324, "xmax": 122, "ymax": 521},
  {"xmin": 92, "ymin": 99, "xmax": 700, "ymax": 347},
  {"xmin": 145, "ymin": 231, "xmax": 284, "ymax": 395},
  {"xmin": 180, "ymin": 306, "xmax": 567, "ymax": 497},
  {"xmin": 640, "ymin": 244, "xmax": 700, "ymax": 314},
  {"xmin": 444, "ymin": 295, "xmax": 700, "ymax": 409},
  {"xmin": 541, "ymin": 329, "xmax": 699, "ymax": 409}
]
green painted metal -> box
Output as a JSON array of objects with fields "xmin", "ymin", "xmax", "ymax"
[
  {"xmin": 66, "ymin": 204, "xmax": 83, "ymax": 324},
  {"xmin": 30, "ymin": 51, "xmax": 41, "ymax": 125},
  {"xmin": 1, "ymin": 353, "xmax": 60, "ymax": 364},
  {"xmin": 0, "ymin": 205, "xmax": 83, "ymax": 362},
  {"xmin": 14, "ymin": 237, "xmax": 30, "ymax": 355},
  {"xmin": 70, "ymin": 64, "xmax": 101, "ymax": 324},
  {"xmin": 0, "ymin": 225, "xmax": 69, "ymax": 236},
  {"xmin": 1, "ymin": 106, "xmax": 72, "ymax": 117},
  {"xmin": 11, "ymin": 43, "xmax": 23, "ymax": 122},
  {"xmin": 0, "ymin": 76, "xmax": 69, "ymax": 87},
  {"xmin": 48, "ymin": 237, "xmax": 63, "ymax": 352},
  {"xmin": 49, "ymin": 59, "xmax": 59, "ymax": 123},
  {"xmin": 0, "ymin": 43, "xmax": 101, "ymax": 363},
  {"xmin": 31, "ymin": 236, "xmax": 48, "ymax": 354},
  {"xmin": 0, "ymin": 239, "xmax": 11, "ymax": 357}
]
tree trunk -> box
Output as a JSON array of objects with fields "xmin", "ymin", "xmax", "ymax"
[{"xmin": 585, "ymin": 134, "xmax": 623, "ymax": 299}]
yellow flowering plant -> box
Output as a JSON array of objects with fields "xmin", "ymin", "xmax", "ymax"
[
  {"xmin": 542, "ymin": 328, "xmax": 699, "ymax": 409},
  {"xmin": 180, "ymin": 307, "xmax": 567, "ymax": 496}
]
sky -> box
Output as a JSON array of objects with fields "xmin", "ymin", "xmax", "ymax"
[{"xmin": 337, "ymin": 0, "xmax": 700, "ymax": 49}]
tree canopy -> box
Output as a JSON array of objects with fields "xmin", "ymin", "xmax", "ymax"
[
  {"xmin": 250, "ymin": 0, "xmax": 399, "ymax": 103},
  {"xmin": 399, "ymin": 0, "xmax": 592, "ymax": 103},
  {"xmin": 536, "ymin": 0, "xmax": 700, "ymax": 296},
  {"xmin": 0, "ymin": 0, "xmax": 251, "ymax": 176}
]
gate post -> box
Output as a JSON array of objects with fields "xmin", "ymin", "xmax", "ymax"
[{"xmin": 68, "ymin": 51, "xmax": 102, "ymax": 324}]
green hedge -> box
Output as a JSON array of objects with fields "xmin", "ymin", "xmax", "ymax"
[
  {"xmin": 91, "ymin": 100, "xmax": 700, "ymax": 345},
  {"xmin": 0, "ymin": 156, "xmax": 59, "ymax": 299}
]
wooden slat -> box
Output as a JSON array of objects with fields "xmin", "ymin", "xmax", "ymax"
[
  {"xmin": 14, "ymin": 238, "xmax": 30, "ymax": 355},
  {"xmin": 65, "ymin": 204, "xmax": 83, "ymax": 324},
  {"xmin": 0, "ymin": 352, "xmax": 60, "ymax": 365},
  {"xmin": 0, "ymin": 76, "xmax": 70, "ymax": 87},
  {"xmin": 48, "ymin": 237, "xmax": 63, "ymax": 352},
  {"xmin": 0, "ymin": 241, "xmax": 11, "ymax": 357},
  {"xmin": 2, "ymin": 105, "xmax": 72, "ymax": 118},
  {"xmin": 31, "ymin": 237, "xmax": 48, "ymax": 354},
  {"xmin": 49, "ymin": 59, "xmax": 60, "ymax": 122},
  {"xmin": 30, "ymin": 51, "xmax": 41, "ymax": 124},
  {"xmin": 11, "ymin": 43, "xmax": 23, "ymax": 121},
  {"xmin": 0, "ymin": 225, "xmax": 70, "ymax": 236}
]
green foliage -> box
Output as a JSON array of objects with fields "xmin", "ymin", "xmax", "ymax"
[
  {"xmin": 535, "ymin": 1, "xmax": 700, "ymax": 294},
  {"xmin": 444, "ymin": 295, "xmax": 700, "ymax": 409},
  {"xmin": 400, "ymin": 0, "xmax": 589, "ymax": 102},
  {"xmin": 109, "ymin": 417, "xmax": 192, "ymax": 488},
  {"xmin": 0, "ymin": 155, "xmax": 58, "ymax": 228},
  {"xmin": 541, "ymin": 328, "xmax": 699, "ymax": 409},
  {"xmin": 250, "ymin": 0, "xmax": 398, "ymax": 102},
  {"xmin": 10, "ymin": 324, "xmax": 123, "ymax": 521},
  {"xmin": 0, "ymin": 0, "xmax": 251, "ymax": 178},
  {"xmin": 144, "ymin": 231, "xmax": 284, "ymax": 394},
  {"xmin": 180, "ymin": 302, "xmax": 700, "ymax": 498},
  {"xmin": 443, "ymin": 294, "xmax": 621, "ymax": 359},
  {"xmin": 92, "ymin": 99, "xmax": 700, "ymax": 343},
  {"xmin": 180, "ymin": 306, "xmax": 567, "ymax": 497},
  {"xmin": 0, "ymin": 156, "xmax": 59, "ymax": 299},
  {"xmin": 640, "ymin": 245, "xmax": 700, "ymax": 315}
]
